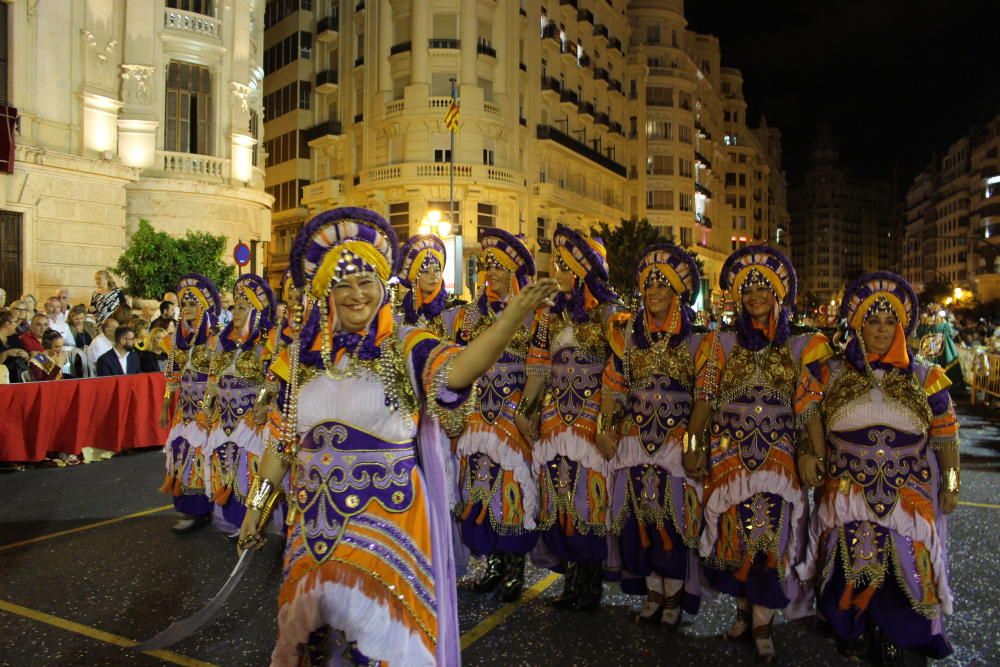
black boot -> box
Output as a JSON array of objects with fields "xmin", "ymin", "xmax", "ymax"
[
  {"xmin": 551, "ymin": 562, "xmax": 580, "ymax": 610},
  {"xmin": 497, "ymin": 554, "xmax": 526, "ymax": 603},
  {"xmin": 574, "ymin": 563, "xmax": 604, "ymax": 612},
  {"xmin": 473, "ymin": 554, "xmax": 504, "ymax": 594}
]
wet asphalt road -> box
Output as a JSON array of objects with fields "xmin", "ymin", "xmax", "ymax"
[{"xmin": 0, "ymin": 403, "xmax": 998, "ymax": 666}]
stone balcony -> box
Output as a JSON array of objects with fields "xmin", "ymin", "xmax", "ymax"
[
  {"xmin": 163, "ymin": 8, "xmax": 221, "ymax": 42},
  {"xmin": 358, "ymin": 162, "xmax": 522, "ymax": 190}
]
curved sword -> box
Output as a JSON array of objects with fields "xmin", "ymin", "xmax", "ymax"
[{"xmin": 133, "ymin": 549, "xmax": 255, "ymax": 651}]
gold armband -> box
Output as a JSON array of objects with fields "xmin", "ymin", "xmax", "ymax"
[
  {"xmin": 516, "ymin": 395, "xmax": 538, "ymax": 417},
  {"xmin": 597, "ymin": 412, "xmax": 616, "ymax": 435},
  {"xmin": 943, "ymin": 467, "xmax": 960, "ymax": 494},
  {"xmin": 247, "ymin": 474, "xmax": 283, "ymax": 529},
  {"xmin": 683, "ymin": 432, "xmax": 706, "ymax": 455}
]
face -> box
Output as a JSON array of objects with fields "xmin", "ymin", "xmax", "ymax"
[
  {"xmin": 165, "ymin": 302, "xmax": 176, "ymax": 318},
  {"xmin": 102, "ymin": 319, "xmax": 119, "ymax": 339},
  {"xmin": 94, "ymin": 272, "xmax": 106, "ymax": 289},
  {"xmin": 181, "ymin": 300, "xmax": 200, "ymax": 323},
  {"xmin": 13, "ymin": 304, "xmax": 29, "ymax": 322},
  {"xmin": 152, "ymin": 330, "xmax": 167, "ymax": 353},
  {"xmin": 417, "ymin": 263, "xmax": 442, "ymax": 296},
  {"xmin": 332, "ymin": 273, "xmax": 383, "ymax": 332},
  {"xmin": 118, "ymin": 331, "xmax": 136, "ymax": 351},
  {"xmin": 231, "ymin": 301, "xmax": 252, "ymax": 329},
  {"xmin": 48, "ymin": 337, "xmax": 64, "ymax": 355},
  {"xmin": 59, "ymin": 290, "xmax": 70, "ymax": 308},
  {"xmin": 553, "ymin": 264, "xmax": 576, "ymax": 293},
  {"xmin": 44, "ymin": 299, "xmax": 60, "ymax": 316},
  {"xmin": 69, "ymin": 312, "xmax": 85, "ymax": 328},
  {"xmin": 30, "ymin": 315, "xmax": 47, "ymax": 337},
  {"xmin": 741, "ymin": 285, "xmax": 775, "ymax": 322},
  {"xmin": 1, "ymin": 319, "xmax": 14, "ymax": 335},
  {"xmin": 486, "ymin": 266, "xmax": 511, "ymax": 297},
  {"xmin": 276, "ymin": 303, "xmax": 288, "ymax": 323},
  {"xmin": 862, "ymin": 311, "xmax": 898, "ymax": 356},
  {"xmin": 645, "ymin": 280, "xmax": 676, "ymax": 320}
]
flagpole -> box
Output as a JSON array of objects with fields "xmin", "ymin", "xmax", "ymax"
[{"xmin": 449, "ymin": 77, "xmax": 459, "ymax": 298}]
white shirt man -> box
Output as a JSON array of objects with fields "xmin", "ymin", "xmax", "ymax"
[
  {"xmin": 44, "ymin": 297, "xmax": 74, "ymax": 350},
  {"xmin": 86, "ymin": 318, "xmax": 119, "ymax": 368}
]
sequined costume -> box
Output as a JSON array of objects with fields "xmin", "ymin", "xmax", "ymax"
[
  {"xmin": 603, "ymin": 244, "xmax": 704, "ymax": 619},
  {"xmin": 695, "ymin": 246, "xmax": 832, "ymax": 619},
  {"xmin": 204, "ymin": 274, "xmax": 277, "ymax": 533},
  {"xmin": 452, "ymin": 230, "xmax": 538, "ymax": 597},
  {"xmin": 396, "ymin": 234, "xmax": 460, "ymax": 341},
  {"xmin": 160, "ymin": 274, "xmax": 221, "ymax": 519},
  {"xmin": 267, "ymin": 208, "xmax": 473, "ymax": 666},
  {"xmin": 802, "ymin": 272, "xmax": 958, "ymax": 658},
  {"xmin": 527, "ymin": 226, "xmax": 621, "ymax": 605}
]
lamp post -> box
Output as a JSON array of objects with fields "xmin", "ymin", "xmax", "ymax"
[{"xmin": 420, "ymin": 209, "xmax": 463, "ymax": 298}]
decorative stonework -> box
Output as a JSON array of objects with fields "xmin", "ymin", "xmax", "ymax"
[
  {"xmin": 121, "ymin": 65, "xmax": 156, "ymax": 106},
  {"xmin": 231, "ymin": 82, "xmax": 251, "ymax": 115},
  {"xmin": 81, "ymin": 30, "xmax": 118, "ymax": 65}
]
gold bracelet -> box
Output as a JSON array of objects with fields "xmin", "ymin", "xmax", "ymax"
[
  {"xmin": 944, "ymin": 467, "xmax": 960, "ymax": 494},
  {"xmin": 247, "ymin": 475, "xmax": 278, "ymax": 512},
  {"xmin": 684, "ymin": 432, "xmax": 704, "ymax": 454},
  {"xmin": 597, "ymin": 412, "xmax": 616, "ymax": 435},
  {"xmin": 516, "ymin": 395, "xmax": 537, "ymax": 417}
]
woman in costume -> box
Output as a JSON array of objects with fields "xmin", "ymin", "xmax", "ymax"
[
  {"xmin": 452, "ymin": 229, "xmax": 538, "ymax": 602},
  {"xmin": 397, "ymin": 233, "xmax": 459, "ymax": 339},
  {"xmin": 236, "ymin": 208, "xmax": 557, "ymax": 666},
  {"xmin": 600, "ymin": 244, "xmax": 704, "ymax": 627},
  {"xmin": 517, "ymin": 225, "xmax": 622, "ymax": 612},
  {"xmin": 203, "ymin": 274, "xmax": 277, "ymax": 534},
  {"xmin": 803, "ymin": 272, "xmax": 959, "ymax": 662},
  {"xmin": 159, "ymin": 274, "xmax": 221, "ymax": 533},
  {"xmin": 916, "ymin": 311, "xmax": 965, "ymax": 397},
  {"xmin": 682, "ymin": 245, "xmax": 832, "ymax": 663}
]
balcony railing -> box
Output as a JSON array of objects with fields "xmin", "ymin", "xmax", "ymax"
[
  {"xmin": 560, "ymin": 89, "xmax": 579, "ymax": 105},
  {"xmin": 390, "ymin": 41, "xmax": 411, "ymax": 55},
  {"xmin": 594, "ymin": 67, "xmax": 609, "ymax": 82},
  {"xmin": 594, "ymin": 112, "xmax": 609, "ymax": 126},
  {"xmin": 429, "ymin": 38, "xmax": 460, "ymax": 49},
  {"xmin": 608, "ymin": 80, "xmax": 623, "ymax": 94},
  {"xmin": 156, "ymin": 151, "xmax": 228, "ymax": 181},
  {"xmin": 536, "ymin": 124, "xmax": 626, "ymax": 177},
  {"xmin": 163, "ymin": 8, "xmax": 221, "ymax": 40},
  {"xmin": 578, "ymin": 8, "xmax": 594, "ymax": 23},
  {"xmin": 695, "ymin": 182, "xmax": 713, "ymax": 198},
  {"xmin": 477, "ymin": 41, "xmax": 496, "ymax": 57},
  {"xmin": 560, "ymin": 0, "xmax": 578, "ymax": 8},
  {"xmin": 609, "ymin": 121, "xmax": 623, "ymax": 135},
  {"xmin": 541, "ymin": 76, "xmax": 562, "ymax": 94},
  {"xmin": 579, "ymin": 53, "xmax": 592, "ymax": 68},
  {"xmin": 306, "ymin": 120, "xmax": 343, "ymax": 141},
  {"xmin": 354, "ymin": 112, "xmax": 364, "ymax": 123},
  {"xmin": 360, "ymin": 163, "xmax": 522, "ymax": 187},
  {"xmin": 354, "ymin": 55, "xmax": 364, "ymax": 66},
  {"xmin": 694, "ymin": 150, "xmax": 712, "ymax": 170},
  {"xmin": 608, "ymin": 37, "xmax": 622, "ymax": 53},
  {"xmin": 578, "ymin": 101, "xmax": 595, "ymax": 117},
  {"xmin": 519, "ymin": 61, "xmax": 527, "ymax": 72},
  {"xmin": 317, "ymin": 14, "xmax": 339, "ymax": 41},
  {"xmin": 542, "ymin": 23, "xmax": 559, "ymax": 41},
  {"xmin": 593, "ymin": 24, "xmax": 609, "ymax": 40},
  {"xmin": 316, "ymin": 69, "xmax": 338, "ymax": 92}
]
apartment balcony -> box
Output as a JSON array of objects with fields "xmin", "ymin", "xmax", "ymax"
[
  {"xmin": 301, "ymin": 179, "xmax": 345, "ymax": 209},
  {"xmin": 609, "ymin": 121, "xmax": 623, "ymax": 136},
  {"xmin": 559, "ymin": 89, "xmax": 579, "ymax": 108},
  {"xmin": 560, "ymin": 0, "xmax": 578, "ymax": 8},
  {"xmin": 315, "ymin": 69, "xmax": 338, "ymax": 94},
  {"xmin": 519, "ymin": 61, "xmax": 527, "ymax": 72},
  {"xmin": 608, "ymin": 79, "xmax": 623, "ymax": 95},
  {"xmin": 316, "ymin": 14, "xmax": 339, "ymax": 43},
  {"xmin": 695, "ymin": 182, "xmax": 713, "ymax": 199},
  {"xmin": 578, "ymin": 8, "xmax": 594, "ymax": 24},
  {"xmin": 593, "ymin": 24, "xmax": 609, "ymax": 41},
  {"xmin": 541, "ymin": 76, "xmax": 562, "ymax": 97},
  {"xmin": 306, "ymin": 120, "xmax": 344, "ymax": 142},
  {"xmin": 390, "ymin": 41, "xmax": 411, "ymax": 55},
  {"xmin": 477, "ymin": 41, "xmax": 496, "ymax": 58},
  {"xmin": 355, "ymin": 0, "xmax": 365, "ymax": 10},
  {"xmin": 578, "ymin": 101, "xmax": 595, "ymax": 118},
  {"xmin": 354, "ymin": 55, "xmax": 364, "ymax": 67},
  {"xmin": 594, "ymin": 67, "xmax": 610, "ymax": 85},
  {"xmin": 533, "ymin": 182, "xmax": 623, "ymax": 217},
  {"xmin": 594, "ymin": 112, "xmax": 610, "ymax": 126},
  {"xmin": 695, "ymin": 121, "xmax": 712, "ymax": 141},
  {"xmin": 359, "ymin": 162, "xmax": 523, "ymax": 189},
  {"xmin": 536, "ymin": 124, "xmax": 626, "ymax": 177},
  {"xmin": 428, "ymin": 38, "xmax": 461, "ymax": 49},
  {"xmin": 608, "ymin": 37, "xmax": 622, "ymax": 53},
  {"xmin": 152, "ymin": 150, "xmax": 229, "ymax": 183},
  {"xmin": 542, "ymin": 23, "xmax": 560, "ymax": 42},
  {"xmin": 694, "ymin": 150, "xmax": 712, "ymax": 170},
  {"xmin": 163, "ymin": 7, "xmax": 221, "ymax": 42},
  {"xmin": 696, "ymin": 214, "xmax": 713, "ymax": 229},
  {"xmin": 578, "ymin": 53, "xmax": 592, "ymax": 69},
  {"xmin": 560, "ymin": 41, "xmax": 577, "ymax": 64},
  {"xmin": 354, "ymin": 112, "xmax": 364, "ymax": 123}
]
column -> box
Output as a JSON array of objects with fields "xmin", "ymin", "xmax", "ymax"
[
  {"xmin": 460, "ymin": 0, "xmax": 477, "ymax": 85},
  {"xmin": 494, "ymin": 0, "xmax": 508, "ymax": 97},
  {"xmin": 410, "ymin": 0, "xmax": 429, "ymax": 84},
  {"xmin": 378, "ymin": 0, "xmax": 392, "ymax": 93}
]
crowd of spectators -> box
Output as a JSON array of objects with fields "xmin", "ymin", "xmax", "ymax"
[{"xmin": 0, "ymin": 271, "xmax": 178, "ymax": 384}]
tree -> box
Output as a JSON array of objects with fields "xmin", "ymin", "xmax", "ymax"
[
  {"xmin": 112, "ymin": 219, "xmax": 236, "ymax": 299},
  {"xmin": 920, "ymin": 280, "xmax": 953, "ymax": 307}
]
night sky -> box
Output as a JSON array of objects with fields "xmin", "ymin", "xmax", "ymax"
[{"xmin": 684, "ymin": 0, "xmax": 1000, "ymax": 190}]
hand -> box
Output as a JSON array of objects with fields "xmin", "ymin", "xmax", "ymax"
[
  {"xmin": 506, "ymin": 279, "xmax": 559, "ymax": 320},
  {"xmin": 252, "ymin": 400, "xmax": 270, "ymax": 425},
  {"xmin": 939, "ymin": 490, "xmax": 959, "ymax": 514},
  {"xmin": 236, "ymin": 509, "xmax": 267, "ymax": 554},
  {"xmin": 515, "ymin": 412, "xmax": 539, "ymax": 442},
  {"xmin": 797, "ymin": 454, "xmax": 826, "ymax": 488},
  {"xmin": 596, "ymin": 432, "xmax": 619, "ymax": 460},
  {"xmin": 682, "ymin": 449, "xmax": 707, "ymax": 481}
]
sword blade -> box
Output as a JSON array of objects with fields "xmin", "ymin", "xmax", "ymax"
[{"xmin": 133, "ymin": 549, "xmax": 256, "ymax": 652}]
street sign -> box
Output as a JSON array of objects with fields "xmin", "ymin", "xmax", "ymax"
[{"xmin": 233, "ymin": 242, "xmax": 251, "ymax": 267}]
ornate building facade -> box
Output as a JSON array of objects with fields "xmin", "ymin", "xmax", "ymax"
[{"xmin": 0, "ymin": 0, "xmax": 271, "ymax": 302}]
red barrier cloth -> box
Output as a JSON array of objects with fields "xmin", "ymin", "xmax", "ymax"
[{"xmin": 0, "ymin": 373, "xmax": 169, "ymax": 462}]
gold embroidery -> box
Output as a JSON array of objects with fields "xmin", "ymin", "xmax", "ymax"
[
  {"xmin": 548, "ymin": 307, "xmax": 607, "ymax": 362},
  {"xmin": 716, "ymin": 343, "xmax": 796, "ymax": 408},
  {"xmin": 191, "ymin": 344, "xmax": 212, "ymax": 374},
  {"xmin": 627, "ymin": 334, "xmax": 694, "ymax": 389},
  {"xmin": 823, "ymin": 363, "xmax": 932, "ymax": 434},
  {"xmin": 234, "ymin": 349, "xmax": 265, "ymax": 381}
]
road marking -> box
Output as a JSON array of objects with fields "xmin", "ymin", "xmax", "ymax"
[
  {"xmin": 0, "ymin": 504, "xmax": 174, "ymax": 553},
  {"xmin": 959, "ymin": 500, "xmax": 1000, "ymax": 510},
  {"xmin": 0, "ymin": 599, "xmax": 216, "ymax": 667},
  {"xmin": 460, "ymin": 572, "xmax": 561, "ymax": 650}
]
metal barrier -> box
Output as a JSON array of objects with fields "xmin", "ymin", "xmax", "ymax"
[{"xmin": 968, "ymin": 349, "xmax": 1000, "ymax": 406}]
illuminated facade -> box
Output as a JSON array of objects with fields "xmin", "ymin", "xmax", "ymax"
[{"xmin": 0, "ymin": 0, "xmax": 271, "ymax": 301}]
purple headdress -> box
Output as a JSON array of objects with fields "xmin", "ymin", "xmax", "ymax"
[
  {"xmin": 551, "ymin": 225, "xmax": 619, "ymax": 321},
  {"xmin": 174, "ymin": 273, "xmax": 221, "ymax": 350},
  {"xmin": 398, "ymin": 234, "xmax": 449, "ymax": 324},
  {"xmin": 477, "ymin": 228, "xmax": 535, "ymax": 315},
  {"xmin": 219, "ymin": 273, "xmax": 276, "ymax": 351},
  {"xmin": 633, "ymin": 243, "xmax": 701, "ymax": 346},
  {"xmin": 840, "ymin": 271, "xmax": 919, "ymax": 373},
  {"xmin": 720, "ymin": 245, "xmax": 797, "ymax": 350}
]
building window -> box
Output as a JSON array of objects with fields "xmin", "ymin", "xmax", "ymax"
[
  {"xmin": 389, "ymin": 202, "xmax": 410, "ymax": 240},
  {"xmin": 645, "ymin": 87, "xmax": 673, "ymax": 107},
  {"xmin": 433, "ymin": 132, "xmax": 452, "ymax": 163},
  {"xmin": 537, "ymin": 216, "xmax": 548, "ymax": 240},
  {"xmin": 646, "ymin": 190, "xmax": 674, "ymax": 210},
  {"xmin": 165, "ymin": 61, "xmax": 213, "ymax": 155},
  {"xmin": 646, "ymin": 25, "xmax": 660, "ymax": 44},
  {"xmin": 265, "ymin": 178, "xmax": 310, "ymax": 212},
  {"xmin": 249, "ymin": 109, "xmax": 260, "ymax": 166},
  {"xmin": 680, "ymin": 227, "xmax": 692, "ymax": 246},
  {"xmin": 678, "ymin": 158, "xmax": 692, "ymax": 178},
  {"xmin": 167, "ymin": 0, "xmax": 213, "ymax": 15},
  {"xmin": 645, "ymin": 120, "xmax": 672, "ymax": 140},
  {"xmin": 679, "ymin": 125, "xmax": 692, "ymax": 144},
  {"xmin": 264, "ymin": 31, "xmax": 313, "ymax": 75},
  {"xmin": 483, "ymin": 146, "xmax": 495, "ymax": 166},
  {"xmin": 477, "ymin": 203, "xmax": 497, "ymax": 234},
  {"xmin": 647, "ymin": 155, "xmax": 673, "ymax": 176},
  {"xmin": 679, "ymin": 193, "xmax": 693, "ymax": 212}
]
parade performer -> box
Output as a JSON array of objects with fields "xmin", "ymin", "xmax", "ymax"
[
  {"xmin": 397, "ymin": 233, "xmax": 459, "ymax": 339},
  {"xmin": 601, "ymin": 244, "xmax": 703, "ymax": 627},
  {"xmin": 159, "ymin": 274, "xmax": 221, "ymax": 533},
  {"xmin": 803, "ymin": 272, "xmax": 959, "ymax": 662},
  {"xmin": 683, "ymin": 245, "xmax": 832, "ymax": 663},
  {"xmin": 917, "ymin": 311, "xmax": 965, "ymax": 396},
  {"xmin": 236, "ymin": 207, "xmax": 557, "ymax": 666},
  {"xmin": 452, "ymin": 229, "xmax": 538, "ymax": 602},
  {"xmin": 203, "ymin": 274, "xmax": 277, "ymax": 534},
  {"xmin": 517, "ymin": 225, "xmax": 622, "ymax": 612}
]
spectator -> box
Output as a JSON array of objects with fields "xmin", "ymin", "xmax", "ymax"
[
  {"xmin": 139, "ymin": 326, "xmax": 170, "ymax": 373},
  {"xmin": 20, "ymin": 313, "xmax": 49, "ymax": 353},
  {"xmin": 96, "ymin": 326, "xmax": 140, "ymax": 376},
  {"xmin": 90, "ymin": 269, "xmax": 128, "ymax": 325},
  {"xmin": 150, "ymin": 300, "xmax": 176, "ymax": 332},
  {"xmin": 275, "ymin": 301, "xmax": 287, "ymax": 327},
  {"xmin": 163, "ymin": 292, "xmax": 180, "ymax": 322},
  {"xmin": 10, "ymin": 300, "xmax": 31, "ymax": 335},
  {"xmin": 0, "ymin": 287, "xmax": 6, "ymax": 309},
  {"xmin": 28, "ymin": 329, "xmax": 66, "ymax": 382},
  {"xmin": 218, "ymin": 292, "xmax": 234, "ymax": 327},
  {"xmin": 128, "ymin": 316, "xmax": 150, "ymax": 343},
  {"xmin": 0, "ymin": 311, "xmax": 30, "ymax": 383},
  {"xmin": 66, "ymin": 305, "xmax": 93, "ymax": 349},
  {"xmin": 86, "ymin": 317, "xmax": 118, "ymax": 368},
  {"xmin": 111, "ymin": 303, "xmax": 134, "ymax": 328},
  {"xmin": 43, "ymin": 297, "xmax": 74, "ymax": 352},
  {"xmin": 20, "ymin": 293, "xmax": 37, "ymax": 316},
  {"xmin": 56, "ymin": 289, "xmax": 71, "ymax": 323}
]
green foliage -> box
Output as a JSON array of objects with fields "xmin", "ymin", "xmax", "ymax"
[
  {"xmin": 112, "ymin": 219, "xmax": 235, "ymax": 300},
  {"xmin": 590, "ymin": 218, "xmax": 704, "ymax": 307}
]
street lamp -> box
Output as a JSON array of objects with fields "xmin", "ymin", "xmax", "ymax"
[
  {"xmin": 419, "ymin": 209, "xmax": 451, "ymax": 238},
  {"xmin": 419, "ymin": 209, "xmax": 463, "ymax": 298}
]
